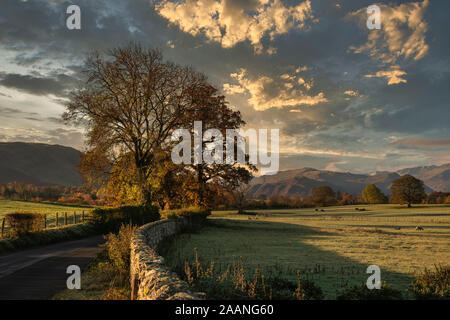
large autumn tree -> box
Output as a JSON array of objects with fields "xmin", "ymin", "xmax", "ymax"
[
  {"xmin": 65, "ymin": 43, "xmax": 254, "ymax": 208},
  {"xmin": 64, "ymin": 44, "xmax": 206, "ymax": 206},
  {"xmin": 390, "ymin": 175, "xmax": 426, "ymax": 207}
]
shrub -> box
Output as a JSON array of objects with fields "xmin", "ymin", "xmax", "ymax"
[
  {"xmin": 164, "ymin": 207, "xmax": 210, "ymax": 225},
  {"xmin": 104, "ymin": 224, "xmax": 137, "ymax": 275},
  {"xmin": 265, "ymin": 275, "xmax": 324, "ymax": 300},
  {"xmin": 337, "ymin": 283, "xmax": 403, "ymax": 300},
  {"xmin": 5, "ymin": 212, "xmax": 44, "ymax": 236},
  {"xmin": 300, "ymin": 279, "xmax": 325, "ymax": 300},
  {"xmin": 412, "ymin": 265, "xmax": 450, "ymax": 300},
  {"xmin": 89, "ymin": 205, "xmax": 159, "ymax": 232}
]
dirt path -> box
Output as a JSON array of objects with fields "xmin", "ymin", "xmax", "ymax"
[{"xmin": 0, "ymin": 236, "xmax": 104, "ymax": 300}]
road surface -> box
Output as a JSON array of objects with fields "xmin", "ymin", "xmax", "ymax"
[{"xmin": 0, "ymin": 236, "xmax": 104, "ymax": 300}]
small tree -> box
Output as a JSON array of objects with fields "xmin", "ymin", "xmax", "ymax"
[
  {"xmin": 445, "ymin": 196, "xmax": 450, "ymax": 204},
  {"xmin": 362, "ymin": 184, "xmax": 388, "ymax": 204},
  {"xmin": 390, "ymin": 175, "xmax": 426, "ymax": 208},
  {"xmin": 231, "ymin": 182, "xmax": 252, "ymax": 214},
  {"xmin": 309, "ymin": 186, "xmax": 336, "ymax": 207}
]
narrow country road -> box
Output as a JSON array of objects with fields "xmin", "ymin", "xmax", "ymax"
[{"xmin": 0, "ymin": 236, "xmax": 104, "ymax": 300}]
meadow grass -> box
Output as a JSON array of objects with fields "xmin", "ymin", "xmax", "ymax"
[
  {"xmin": 0, "ymin": 200, "xmax": 93, "ymax": 233},
  {"xmin": 164, "ymin": 204, "xmax": 450, "ymax": 299}
]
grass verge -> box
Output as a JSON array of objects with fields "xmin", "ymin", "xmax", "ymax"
[
  {"xmin": 53, "ymin": 224, "xmax": 135, "ymax": 300},
  {"xmin": 0, "ymin": 223, "xmax": 97, "ymax": 255}
]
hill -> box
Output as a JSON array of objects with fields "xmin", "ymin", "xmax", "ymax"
[
  {"xmin": 0, "ymin": 142, "xmax": 82, "ymax": 186},
  {"xmin": 397, "ymin": 164, "xmax": 450, "ymax": 193},
  {"xmin": 247, "ymin": 165, "xmax": 447, "ymax": 198}
]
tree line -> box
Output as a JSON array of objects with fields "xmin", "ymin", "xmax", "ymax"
[
  {"xmin": 240, "ymin": 175, "xmax": 450, "ymax": 209},
  {"xmin": 0, "ymin": 183, "xmax": 104, "ymax": 205},
  {"xmin": 1, "ymin": 175, "xmax": 449, "ymax": 209}
]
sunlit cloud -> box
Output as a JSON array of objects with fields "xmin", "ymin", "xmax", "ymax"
[
  {"xmin": 344, "ymin": 90, "xmax": 360, "ymax": 97},
  {"xmin": 223, "ymin": 68, "xmax": 327, "ymax": 110},
  {"xmin": 364, "ymin": 66, "xmax": 407, "ymax": 85},
  {"xmin": 155, "ymin": 0, "xmax": 315, "ymax": 54},
  {"xmin": 349, "ymin": 0, "xmax": 429, "ymax": 85}
]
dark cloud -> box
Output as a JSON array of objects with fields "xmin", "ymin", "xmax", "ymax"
[
  {"xmin": 0, "ymin": 72, "xmax": 68, "ymax": 96},
  {"xmin": 0, "ymin": 106, "xmax": 38, "ymax": 118},
  {"xmin": 0, "ymin": 0, "xmax": 449, "ymax": 171}
]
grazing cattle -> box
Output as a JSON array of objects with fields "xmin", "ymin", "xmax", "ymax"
[{"xmin": 416, "ymin": 226, "xmax": 424, "ymax": 231}]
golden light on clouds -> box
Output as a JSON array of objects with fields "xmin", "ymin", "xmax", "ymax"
[
  {"xmin": 365, "ymin": 67, "xmax": 407, "ymax": 85},
  {"xmin": 155, "ymin": 0, "xmax": 315, "ymax": 54},
  {"xmin": 349, "ymin": 0, "xmax": 429, "ymax": 85},
  {"xmin": 223, "ymin": 68, "xmax": 328, "ymax": 111}
]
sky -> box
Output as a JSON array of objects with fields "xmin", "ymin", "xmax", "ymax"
[{"xmin": 0, "ymin": 0, "xmax": 449, "ymax": 174}]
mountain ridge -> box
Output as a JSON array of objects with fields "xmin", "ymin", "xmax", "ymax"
[
  {"xmin": 249, "ymin": 164, "xmax": 450, "ymax": 198},
  {"xmin": 0, "ymin": 142, "xmax": 82, "ymax": 186},
  {"xmin": 0, "ymin": 142, "xmax": 449, "ymax": 193}
]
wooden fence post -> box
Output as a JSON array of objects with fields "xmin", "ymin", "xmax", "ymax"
[
  {"xmin": 82, "ymin": 211, "xmax": 85, "ymax": 223},
  {"xmin": 74, "ymin": 212, "xmax": 76, "ymax": 224},
  {"xmin": 56, "ymin": 212, "xmax": 59, "ymax": 228},
  {"xmin": 1, "ymin": 218, "xmax": 5, "ymax": 238},
  {"xmin": 44, "ymin": 214, "xmax": 47, "ymax": 229},
  {"xmin": 131, "ymin": 273, "xmax": 139, "ymax": 300},
  {"xmin": 64, "ymin": 212, "xmax": 67, "ymax": 226}
]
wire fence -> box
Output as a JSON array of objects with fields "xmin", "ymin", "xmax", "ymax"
[{"xmin": 0, "ymin": 210, "xmax": 91, "ymax": 238}]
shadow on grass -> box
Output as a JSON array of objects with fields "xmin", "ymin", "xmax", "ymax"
[{"xmin": 165, "ymin": 218, "xmax": 415, "ymax": 299}]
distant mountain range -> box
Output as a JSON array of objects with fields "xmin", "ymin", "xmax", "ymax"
[
  {"xmin": 0, "ymin": 142, "xmax": 82, "ymax": 186},
  {"xmin": 0, "ymin": 142, "xmax": 449, "ymax": 194},
  {"xmin": 248, "ymin": 164, "xmax": 450, "ymax": 198}
]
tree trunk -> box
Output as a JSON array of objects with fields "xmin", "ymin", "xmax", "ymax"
[
  {"xmin": 137, "ymin": 165, "xmax": 152, "ymax": 207},
  {"xmin": 142, "ymin": 188, "xmax": 152, "ymax": 207},
  {"xmin": 197, "ymin": 164, "xmax": 205, "ymax": 208}
]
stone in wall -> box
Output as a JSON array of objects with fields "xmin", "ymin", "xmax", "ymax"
[{"xmin": 130, "ymin": 219, "xmax": 201, "ymax": 300}]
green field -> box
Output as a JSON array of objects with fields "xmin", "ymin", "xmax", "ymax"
[
  {"xmin": 164, "ymin": 204, "xmax": 450, "ymax": 299},
  {"xmin": 0, "ymin": 200, "xmax": 93, "ymax": 233}
]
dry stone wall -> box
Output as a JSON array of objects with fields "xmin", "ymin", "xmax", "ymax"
[{"xmin": 130, "ymin": 219, "xmax": 201, "ymax": 300}]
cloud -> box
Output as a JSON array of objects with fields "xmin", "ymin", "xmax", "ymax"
[
  {"xmin": 0, "ymin": 105, "xmax": 38, "ymax": 118},
  {"xmin": 364, "ymin": 66, "xmax": 407, "ymax": 85},
  {"xmin": 167, "ymin": 40, "xmax": 175, "ymax": 48},
  {"xmin": 349, "ymin": 0, "xmax": 429, "ymax": 64},
  {"xmin": 223, "ymin": 68, "xmax": 328, "ymax": 110},
  {"xmin": 0, "ymin": 72, "xmax": 77, "ymax": 97},
  {"xmin": 155, "ymin": 0, "xmax": 315, "ymax": 54},
  {"xmin": 0, "ymin": 91, "xmax": 12, "ymax": 98},
  {"xmin": 344, "ymin": 90, "xmax": 360, "ymax": 97},
  {"xmin": 324, "ymin": 160, "xmax": 348, "ymax": 172},
  {"xmin": 349, "ymin": 0, "xmax": 429, "ymax": 85},
  {"xmin": 391, "ymin": 137, "xmax": 450, "ymax": 150},
  {"xmin": 0, "ymin": 126, "xmax": 84, "ymax": 151}
]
